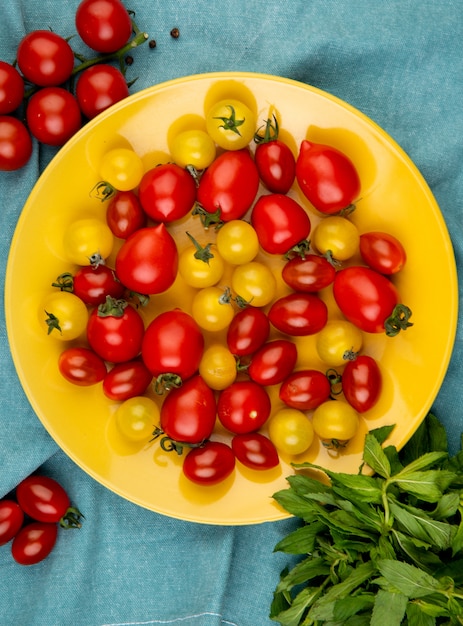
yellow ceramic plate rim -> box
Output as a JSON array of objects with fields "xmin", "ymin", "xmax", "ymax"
[{"xmin": 5, "ymin": 72, "xmax": 458, "ymax": 525}]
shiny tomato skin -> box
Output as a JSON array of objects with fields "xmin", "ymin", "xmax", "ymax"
[
  {"xmin": 76, "ymin": 64, "xmax": 129, "ymax": 119},
  {"xmin": 58, "ymin": 347, "xmax": 107, "ymax": 386},
  {"xmin": 255, "ymin": 139, "xmax": 296, "ymax": 194},
  {"xmin": 296, "ymin": 140, "xmax": 361, "ymax": 214},
  {"xmin": 342, "ymin": 355, "xmax": 382, "ymax": 413},
  {"xmin": 183, "ymin": 441, "xmax": 235, "ymax": 485},
  {"xmin": 251, "ymin": 194, "xmax": 311, "ymax": 255},
  {"xmin": 106, "ymin": 190, "xmax": 146, "ymax": 239},
  {"xmin": 16, "ymin": 475, "xmax": 70, "ymax": 523},
  {"xmin": 282, "ymin": 254, "xmax": 336, "ymax": 292},
  {"xmin": 11, "ymin": 522, "xmax": 58, "ymax": 565},
  {"xmin": 26, "ymin": 87, "xmax": 82, "ymax": 147},
  {"xmin": 72, "ymin": 265, "xmax": 125, "ymax": 305},
  {"xmin": 231, "ymin": 433, "xmax": 279, "ymax": 470},
  {"xmin": 333, "ymin": 266, "xmax": 400, "ymax": 334},
  {"xmin": 0, "ymin": 500, "xmax": 24, "ymax": 546},
  {"xmin": 279, "ymin": 369, "xmax": 331, "ymax": 410},
  {"xmin": 226, "ymin": 307, "xmax": 270, "ymax": 356},
  {"xmin": 138, "ymin": 163, "xmax": 197, "ymax": 223},
  {"xmin": 197, "ymin": 149, "xmax": 259, "ymax": 222},
  {"xmin": 87, "ymin": 301, "xmax": 145, "ymax": 363},
  {"xmin": 217, "ymin": 380, "xmax": 271, "ymax": 434},
  {"xmin": 160, "ymin": 375, "xmax": 216, "ymax": 444},
  {"xmin": 359, "ymin": 231, "xmax": 407, "ymax": 275},
  {"xmin": 75, "ymin": 0, "xmax": 132, "ymax": 53},
  {"xmin": 141, "ymin": 310, "xmax": 204, "ymax": 381},
  {"xmin": 248, "ymin": 340, "xmax": 298, "ymax": 386},
  {"xmin": 115, "ymin": 224, "xmax": 178, "ymax": 295},
  {"xmin": 0, "ymin": 116, "xmax": 32, "ymax": 171},
  {"xmin": 16, "ymin": 30, "xmax": 74, "ymax": 87},
  {"xmin": 268, "ymin": 293, "xmax": 328, "ymax": 336},
  {"xmin": 103, "ymin": 359, "xmax": 153, "ymax": 400}
]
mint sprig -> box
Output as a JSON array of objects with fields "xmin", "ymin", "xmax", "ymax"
[{"xmin": 271, "ymin": 413, "xmax": 463, "ymax": 625}]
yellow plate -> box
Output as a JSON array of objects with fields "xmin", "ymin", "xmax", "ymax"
[{"xmin": 5, "ymin": 72, "xmax": 458, "ymax": 525}]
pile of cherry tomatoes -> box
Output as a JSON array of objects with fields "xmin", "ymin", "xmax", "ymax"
[
  {"xmin": 41, "ymin": 92, "xmax": 413, "ymax": 487},
  {"xmin": 0, "ymin": 0, "xmax": 149, "ymax": 171},
  {"xmin": 0, "ymin": 475, "xmax": 83, "ymax": 565}
]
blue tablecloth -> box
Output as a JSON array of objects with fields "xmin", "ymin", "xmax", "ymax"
[{"xmin": 1, "ymin": 1, "xmax": 462, "ymax": 624}]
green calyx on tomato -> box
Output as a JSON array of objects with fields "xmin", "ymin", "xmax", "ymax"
[
  {"xmin": 384, "ymin": 303, "xmax": 413, "ymax": 337},
  {"xmin": 213, "ymin": 105, "xmax": 245, "ymax": 136}
]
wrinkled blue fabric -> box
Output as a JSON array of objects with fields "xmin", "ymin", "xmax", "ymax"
[{"xmin": 1, "ymin": 1, "xmax": 462, "ymax": 624}]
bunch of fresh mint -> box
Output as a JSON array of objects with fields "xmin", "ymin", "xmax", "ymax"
[{"xmin": 271, "ymin": 414, "xmax": 463, "ymax": 625}]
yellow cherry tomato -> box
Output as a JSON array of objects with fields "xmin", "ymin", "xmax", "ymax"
[
  {"xmin": 41, "ymin": 291, "xmax": 88, "ymax": 341},
  {"xmin": 206, "ymin": 99, "xmax": 256, "ymax": 150},
  {"xmin": 312, "ymin": 400, "xmax": 359, "ymax": 449},
  {"xmin": 312, "ymin": 216, "xmax": 360, "ymax": 261},
  {"xmin": 315, "ymin": 320, "xmax": 363, "ymax": 367},
  {"xmin": 99, "ymin": 148, "xmax": 144, "ymax": 191},
  {"xmin": 63, "ymin": 218, "xmax": 114, "ymax": 266},
  {"xmin": 178, "ymin": 234, "xmax": 224, "ymax": 288},
  {"xmin": 215, "ymin": 220, "xmax": 259, "ymax": 265},
  {"xmin": 191, "ymin": 286, "xmax": 235, "ymax": 332},
  {"xmin": 231, "ymin": 261, "xmax": 276, "ymax": 307},
  {"xmin": 268, "ymin": 408, "xmax": 314, "ymax": 455},
  {"xmin": 170, "ymin": 129, "xmax": 216, "ymax": 170},
  {"xmin": 199, "ymin": 344, "xmax": 237, "ymax": 390},
  {"xmin": 116, "ymin": 396, "xmax": 160, "ymax": 442}
]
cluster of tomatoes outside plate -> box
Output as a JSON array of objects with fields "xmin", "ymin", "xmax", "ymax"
[{"xmin": 39, "ymin": 91, "xmax": 413, "ymax": 488}]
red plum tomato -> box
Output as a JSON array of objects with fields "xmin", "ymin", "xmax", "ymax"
[
  {"xmin": 138, "ymin": 163, "xmax": 196, "ymax": 223},
  {"xmin": 106, "ymin": 190, "xmax": 146, "ymax": 239},
  {"xmin": 279, "ymin": 369, "xmax": 331, "ymax": 411},
  {"xmin": 296, "ymin": 140, "xmax": 361, "ymax": 214},
  {"xmin": 268, "ymin": 293, "xmax": 328, "ymax": 336},
  {"xmin": 75, "ymin": 0, "xmax": 132, "ymax": 53},
  {"xmin": 218, "ymin": 380, "xmax": 271, "ymax": 434},
  {"xmin": 248, "ymin": 340, "xmax": 298, "ymax": 386},
  {"xmin": 26, "ymin": 87, "xmax": 81, "ymax": 146},
  {"xmin": 282, "ymin": 254, "xmax": 336, "ymax": 292},
  {"xmin": 359, "ymin": 231, "xmax": 407, "ymax": 275},
  {"xmin": 0, "ymin": 500, "xmax": 24, "ymax": 546},
  {"xmin": 17, "ymin": 30, "xmax": 74, "ymax": 87},
  {"xmin": 16, "ymin": 476, "xmax": 70, "ymax": 524},
  {"xmin": 0, "ymin": 62, "xmax": 24, "ymax": 114},
  {"xmin": 342, "ymin": 355, "xmax": 382, "ymax": 413},
  {"xmin": 183, "ymin": 441, "xmax": 235, "ymax": 485},
  {"xmin": 232, "ymin": 433, "xmax": 279, "ymax": 470},
  {"xmin": 103, "ymin": 360, "xmax": 152, "ymax": 400},
  {"xmin": 76, "ymin": 64, "xmax": 129, "ymax": 119},
  {"xmin": 0, "ymin": 116, "xmax": 32, "ymax": 171},
  {"xmin": 226, "ymin": 307, "xmax": 270, "ymax": 357},
  {"xmin": 58, "ymin": 347, "xmax": 107, "ymax": 386}
]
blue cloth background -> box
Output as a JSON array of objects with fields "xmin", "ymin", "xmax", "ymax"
[{"xmin": 1, "ymin": 1, "xmax": 462, "ymax": 624}]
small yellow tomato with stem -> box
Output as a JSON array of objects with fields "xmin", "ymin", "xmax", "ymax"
[{"xmin": 268, "ymin": 408, "xmax": 314, "ymax": 455}]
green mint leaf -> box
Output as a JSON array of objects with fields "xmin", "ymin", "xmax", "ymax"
[
  {"xmin": 376, "ymin": 559, "xmax": 441, "ymax": 598},
  {"xmin": 363, "ymin": 433, "xmax": 391, "ymax": 478},
  {"xmin": 370, "ymin": 589, "xmax": 408, "ymax": 626}
]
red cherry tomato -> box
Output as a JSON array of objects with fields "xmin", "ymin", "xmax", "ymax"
[
  {"xmin": 231, "ymin": 433, "xmax": 279, "ymax": 470},
  {"xmin": 62, "ymin": 265, "xmax": 125, "ymax": 305},
  {"xmin": 87, "ymin": 298, "xmax": 145, "ymax": 363},
  {"xmin": 183, "ymin": 441, "xmax": 235, "ymax": 485},
  {"xmin": 268, "ymin": 293, "xmax": 328, "ymax": 336},
  {"xmin": 159, "ymin": 375, "xmax": 216, "ymax": 446},
  {"xmin": 142, "ymin": 310, "xmax": 204, "ymax": 387},
  {"xmin": 138, "ymin": 163, "xmax": 197, "ymax": 223},
  {"xmin": 342, "ymin": 355, "xmax": 382, "ymax": 413},
  {"xmin": 217, "ymin": 380, "xmax": 271, "ymax": 434},
  {"xmin": 296, "ymin": 139, "xmax": 361, "ymax": 214},
  {"xmin": 0, "ymin": 116, "xmax": 32, "ymax": 171},
  {"xmin": 26, "ymin": 87, "xmax": 81, "ymax": 146},
  {"xmin": 106, "ymin": 190, "xmax": 146, "ymax": 239},
  {"xmin": 115, "ymin": 224, "xmax": 178, "ymax": 295},
  {"xmin": 75, "ymin": 0, "xmax": 132, "ymax": 53},
  {"xmin": 254, "ymin": 117, "xmax": 296, "ymax": 194},
  {"xmin": 103, "ymin": 359, "xmax": 152, "ymax": 400},
  {"xmin": 76, "ymin": 64, "xmax": 129, "ymax": 119},
  {"xmin": 282, "ymin": 254, "xmax": 336, "ymax": 292},
  {"xmin": 251, "ymin": 194, "xmax": 311, "ymax": 255},
  {"xmin": 248, "ymin": 340, "xmax": 298, "ymax": 386},
  {"xmin": 0, "ymin": 500, "xmax": 24, "ymax": 546},
  {"xmin": 196, "ymin": 149, "xmax": 259, "ymax": 223},
  {"xmin": 279, "ymin": 369, "xmax": 331, "ymax": 410},
  {"xmin": 11, "ymin": 522, "xmax": 58, "ymax": 565},
  {"xmin": 226, "ymin": 307, "xmax": 270, "ymax": 356},
  {"xmin": 0, "ymin": 61, "xmax": 24, "ymax": 114},
  {"xmin": 333, "ymin": 266, "xmax": 413, "ymax": 336},
  {"xmin": 16, "ymin": 476, "xmax": 71, "ymax": 524},
  {"xmin": 359, "ymin": 231, "xmax": 407, "ymax": 275},
  {"xmin": 17, "ymin": 30, "xmax": 74, "ymax": 87},
  {"xmin": 58, "ymin": 346, "xmax": 107, "ymax": 386}
]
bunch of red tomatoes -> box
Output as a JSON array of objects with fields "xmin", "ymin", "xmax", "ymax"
[
  {"xmin": 0, "ymin": 475, "xmax": 83, "ymax": 565},
  {"xmin": 42, "ymin": 93, "xmax": 413, "ymax": 486},
  {"xmin": 0, "ymin": 0, "xmax": 149, "ymax": 171}
]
